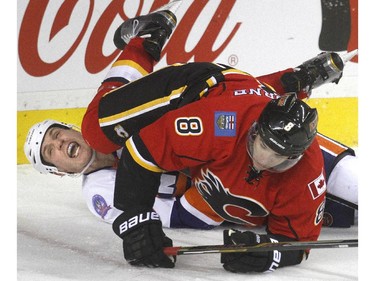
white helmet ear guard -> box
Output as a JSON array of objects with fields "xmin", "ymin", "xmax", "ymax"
[{"xmin": 24, "ymin": 119, "xmax": 73, "ymax": 175}]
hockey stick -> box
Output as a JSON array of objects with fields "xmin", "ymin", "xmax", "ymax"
[
  {"xmin": 326, "ymin": 193, "xmax": 358, "ymax": 210},
  {"xmin": 164, "ymin": 239, "xmax": 358, "ymax": 256}
]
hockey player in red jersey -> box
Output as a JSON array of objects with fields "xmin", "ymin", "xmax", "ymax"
[
  {"xmin": 78, "ymin": 6, "xmax": 353, "ymax": 273},
  {"xmin": 25, "ymin": 119, "xmax": 357, "ymax": 228},
  {"xmin": 24, "ymin": 2, "xmax": 357, "ymax": 273}
]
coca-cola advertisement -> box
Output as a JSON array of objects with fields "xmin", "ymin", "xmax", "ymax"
[{"xmin": 18, "ymin": 0, "xmax": 357, "ymax": 96}]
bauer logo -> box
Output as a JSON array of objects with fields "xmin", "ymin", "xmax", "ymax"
[
  {"xmin": 308, "ymin": 170, "xmax": 326, "ymax": 199},
  {"xmin": 119, "ymin": 211, "xmax": 160, "ymax": 235},
  {"xmin": 214, "ymin": 112, "xmax": 236, "ymax": 137},
  {"xmin": 92, "ymin": 194, "xmax": 112, "ymax": 219}
]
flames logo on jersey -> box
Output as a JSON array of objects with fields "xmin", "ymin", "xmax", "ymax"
[{"xmin": 195, "ymin": 169, "xmax": 268, "ymax": 225}]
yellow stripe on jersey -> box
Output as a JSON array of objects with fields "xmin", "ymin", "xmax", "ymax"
[
  {"xmin": 170, "ymin": 85, "xmax": 188, "ymax": 96},
  {"xmin": 125, "ymin": 137, "xmax": 164, "ymax": 173},
  {"xmin": 99, "ymin": 85, "xmax": 188, "ymax": 127},
  {"xmin": 262, "ymin": 82, "xmax": 277, "ymax": 92},
  {"xmin": 199, "ymin": 88, "xmax": 208, "ymax": 98},
  {"xmin": 197, "ymin": 76, "xmax": 218, "ymax": 98},
  {"xmin": 105, "ymin": 59, "xmax": 149, "ymax": 82},
  {"xmin": 206, "ymin": 76, "xmax": 217, "ymax": 87},
  {"xmin": 112, "ymin": 59, "xmax": 149, "ymax": 76}
]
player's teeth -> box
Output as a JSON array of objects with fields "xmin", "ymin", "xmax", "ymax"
[{"xmin": 67, "ymin": 142, "xmax": 79, "ymax": 158}]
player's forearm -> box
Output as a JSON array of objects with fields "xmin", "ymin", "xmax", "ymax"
[
  {"xmin": 114, "ymin": 143, "xmax": 162, "ymax": 211},
  {"xmin": 256, "ymin": 68, "xmax": 294, "ymax": 95}
]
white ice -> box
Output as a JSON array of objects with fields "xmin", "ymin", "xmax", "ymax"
[{"xmin": 17, "ymin": 164, "xmax": 359, "ymax": 281}]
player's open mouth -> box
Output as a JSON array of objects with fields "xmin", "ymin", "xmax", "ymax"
[{"xmin": 67, "ymin": 142, "xmax": 80, "ymax": 158}]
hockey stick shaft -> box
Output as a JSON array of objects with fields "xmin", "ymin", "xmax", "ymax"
[{"xmin": 164, "ymin": 239, "xmax": 358, "ymax": 256}]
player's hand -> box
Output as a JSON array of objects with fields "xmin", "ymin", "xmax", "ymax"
[
  {"xmin": 112, "ymin": 208, "xmax": 176, "ymax": 268},
  {"xmin": 280, "ymin": 67, "xmax": 312, "ymax": 93},
  {"xmin": 221, "ymin": 229, "xmax": 277, "ymax": 273}
]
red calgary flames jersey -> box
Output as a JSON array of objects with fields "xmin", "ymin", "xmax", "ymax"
[
  {"xmin": 135, "ymin": 74, "xmax": 326, "ymax": 241},
  {"xmin": 82, "ymin": 39, "xmax": 325, "ymax": 242}
]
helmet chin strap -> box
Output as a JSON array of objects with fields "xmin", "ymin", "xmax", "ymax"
[
  {"xmin": 55, "ymin": 149, "xmax": 96, "ymax": 177},
  {"xmin": 77, "ymin": 150, "xmax": 97, "ymax": 176}
]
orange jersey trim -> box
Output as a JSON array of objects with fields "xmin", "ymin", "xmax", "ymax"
[
  {"xmin": 183, "ymin": 187, "xmax": 223, "ymax": 223},
  {"xmin": 316, "ymin": 134, "xmax": 348, "ymax": 156}
]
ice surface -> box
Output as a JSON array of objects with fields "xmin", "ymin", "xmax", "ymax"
[{"xmin": 17, "ymin": 165, "xmax": 358, "ymax": 281}]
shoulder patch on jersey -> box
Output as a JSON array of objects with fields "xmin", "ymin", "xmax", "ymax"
[
  {"xmin": 92, "ymin": 194, "xmax": 112, "ymax": 219},
  {"xmin": 308, "ymin": 170, "xmax": 326, "ymax": 200},
  {"xmin": 214, "ymin": 111, "xmax": 236, "ymax": 137}
]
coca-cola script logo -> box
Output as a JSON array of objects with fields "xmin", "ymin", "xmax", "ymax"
[{"xmin": 18, "ymin": 0, "xmax": 242, "ymax": 77}]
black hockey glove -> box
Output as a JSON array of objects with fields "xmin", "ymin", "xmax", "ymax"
[
  {"xmin": 280, "ymin": 67, "xmax": 312, "ymax": 93},
  {"xmin": 221, "ymin": 229, "xmax": 304, "ymax": 273},
  {"xmin": 112, "ymin": 208, "xmax": 176, "ymax": 268}
]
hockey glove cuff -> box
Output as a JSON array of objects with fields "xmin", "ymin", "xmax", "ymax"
[
  {"xmin": 280, "ymin": 52, "xmax": 344, "ymax": 96},
  {"xmin": 221, "ymin": 229, "xmax": 304, "ymax": 273},
  {"xmin": 112, "ymin": 208, "xmax": 175, "ymax": 268},
  {"xmin": 280, "ymin": 67, "xmax": 312, "ymax": 93}
]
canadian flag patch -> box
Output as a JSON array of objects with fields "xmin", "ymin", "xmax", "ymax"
[{"xmin": 308, "ymin": 171, "xmax": 326, "ymax": 200}]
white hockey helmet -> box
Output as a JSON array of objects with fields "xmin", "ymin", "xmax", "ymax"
[{"xmin": 24, "ymin": 119, "xmax": 73, "ymax": 174}]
